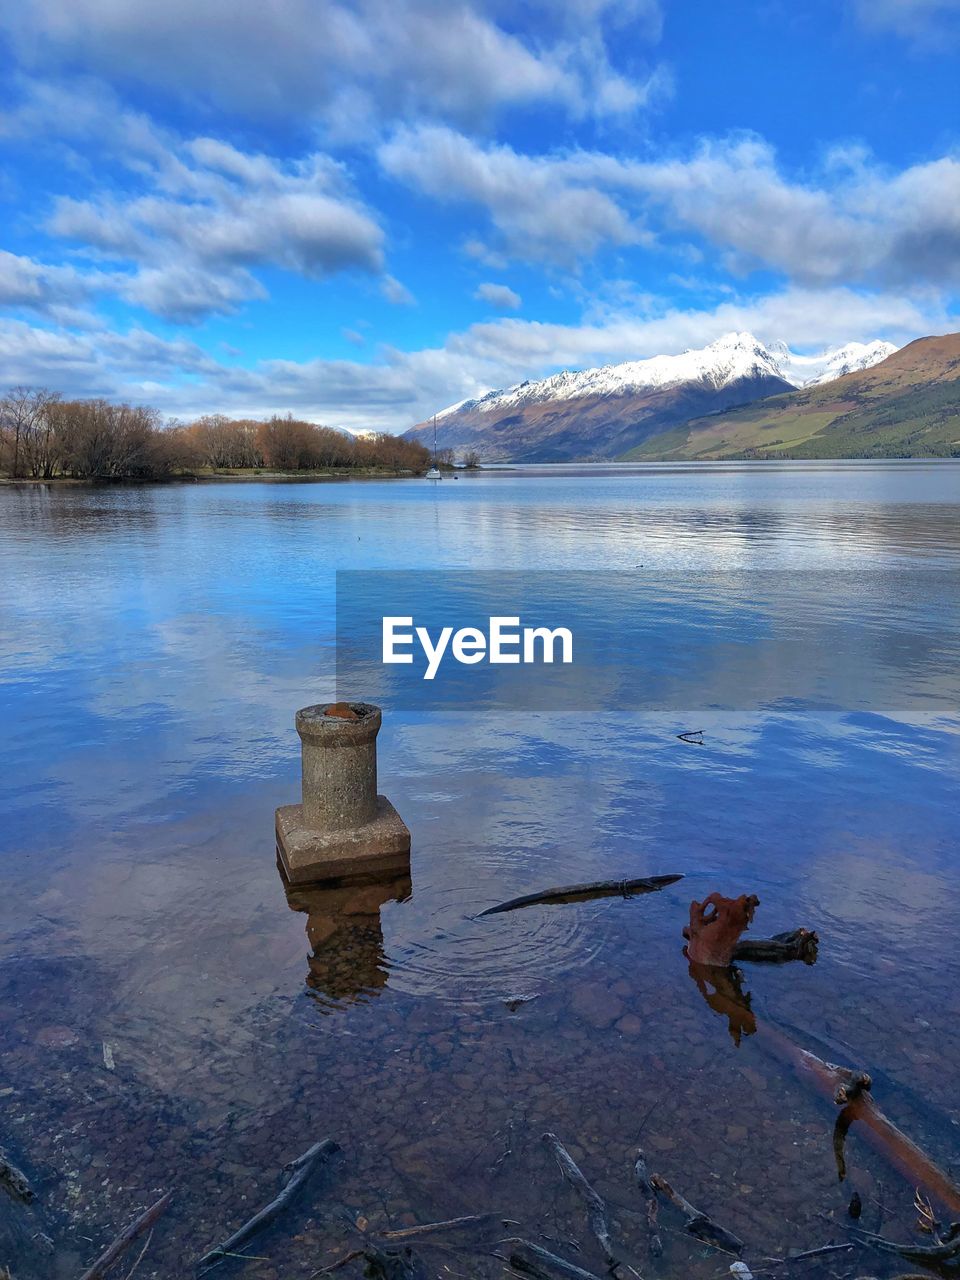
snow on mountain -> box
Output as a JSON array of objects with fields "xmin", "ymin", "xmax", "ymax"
[
  {"xmin": 435, "ymin": 332, "xmax": 898, "ymax": 420},
  {"xmin": 774, "ymin": 339, "xmax": 899, "ymax": 388}
]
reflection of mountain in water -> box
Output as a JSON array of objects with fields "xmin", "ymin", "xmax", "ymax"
[{"xmin": 282, "ymin": 872, "xmax": 411, "ymax": 1007}]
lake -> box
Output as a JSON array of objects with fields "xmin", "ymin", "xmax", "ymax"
[{"xmin": 1, "ymin": 462, "xmax": 959, "ymax": 1279}]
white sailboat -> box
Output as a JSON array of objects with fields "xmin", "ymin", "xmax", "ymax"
[{"xmin": 426, "ymin": 414, "xmax": 442, "ymax": 480}]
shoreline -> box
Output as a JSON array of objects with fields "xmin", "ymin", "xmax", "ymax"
[{"xmin": 0, "ymin": 466, "xmax": 436, "ymax": 487}]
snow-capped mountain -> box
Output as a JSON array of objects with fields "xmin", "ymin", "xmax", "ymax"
[
  {"xmin": 409, "ymin": 332, "xmax": 899, "ymax": 462},
  {"xmin": 768, "ymin": 339, "xmax": 898, "ymax": 388},
  {"xmin": 440, "ymin": 332, "xmax": 787, "ymax": 419}
]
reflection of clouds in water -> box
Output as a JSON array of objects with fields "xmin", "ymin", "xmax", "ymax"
[
  {"xmin": 13, "ymin": 790, "xmax": 306, "ymax": 1100},
  {"xmin": 339, "ymin": 569, "xmax": 959, "ymax": 716},
  {"xmin": 380, "ymin": 713, "xmax": 675, "ymax": 1001},
  {"xmin": 803, "ymin": 834, "xmax": 952, "ymax": 969},
  {"xmin": 1, "ymin": 473, "xmax": 958, "ymax": 1088}
]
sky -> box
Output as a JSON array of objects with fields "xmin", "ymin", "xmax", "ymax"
[{"xmin": 0, "ymin": 0, "xmax": 959, "ymax": 432}]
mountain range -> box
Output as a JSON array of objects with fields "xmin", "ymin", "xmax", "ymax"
[
  {"xmin": 623, "ymin": 332, "xmax": 960, "ymax": 461},
  {"xmin": 407, "ymin": 333, "xmax": 899, "ymax": 462}
]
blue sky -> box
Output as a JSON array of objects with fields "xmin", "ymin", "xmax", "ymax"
[{"xmin": 0, "ymin": 0, "xmax": 958, "ymax": 431}]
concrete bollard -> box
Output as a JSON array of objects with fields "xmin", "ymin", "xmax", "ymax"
[
  {"xmin": 276, "ymin": 701, "xmax": 411, "ymax": 885},
  {"xmin": 298, "ymin": 702, "xmax": 380, "ymax": 831}
]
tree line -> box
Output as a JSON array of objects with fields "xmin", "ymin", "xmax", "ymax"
[{"xmin": 0, "ymin": 387, "xmax": 432, "ymax": 481}]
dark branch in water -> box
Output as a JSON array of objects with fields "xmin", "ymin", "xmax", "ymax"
[
  {"xmin": 542, "ymin": 1132, "xmax": 635, "ymax": 1276},
  {"xmin": 197, "ymin": 1138, "xmax": 340, "ymax": 1273},
  {"xmin": 78, "ymin": 1190, "xmax": 173, "ymax": 1280},
  {"xmin": 649, "ymin": 1174, "xmax": 744, "ymax": 1256},
  {"xmin": 479, "ymin": 874, "xmax": 683, "ymax": 917},
  {"xmin": 732, "ymin": 929, "xmax": 819, "ymax": 965},
  {"xmin": 0, "ymin": 1151, "xmax": 34, "ymax": 1204},
  {"xmin": 315, "ymin": 1243, "xmax": 423, "ymax": 1277},
  {"xmin": 767, "ymin": 1241, "xmax": 856, "ymax": 1265},
  {"xmin": 633, "ymin": 1147, "xmax": 662, "ymax": 1257},
  {"xmin": 380, "ymin": 1214, "xmax": 494, "ymax": 1241},
  {"xmin": 676, "ymin": 730, "xmax": 704, "ymax": 744},
  {"xmin": 850, "ymin": 1222, "xmax": 960, "ymax": 1264},
  {"xmin": 501, "ymin": 1239, "xmax": 606, "ymax": 1280}
]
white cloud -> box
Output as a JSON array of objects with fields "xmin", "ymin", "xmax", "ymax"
[
  {"xmin": 0, "ymin": 250, "xmax": 104, "ymax": 316},
  {"xmin": 854, "ymin": 0, "xmax": 960, "ymax": 39},
  {"xmin": 0, "ymin": 318, "xmax": 219, "ymax": 394},
  {"xmin": 380, "ymin": 126, "xmax": 644, "ymax": 266},
  {"xmin": 5, "ymin": 91, "xmax": 387, "ymax": 323},
  {"xmin": 381, "ymin": 275, "xmax": 416, "ymax": 306},
  {"xmin": 610, "ymin": 138, "xmax": 960, "ymax": 287},
  {"xmin": 2, "ymin": 286, "xmax": 952, "ymax": 431},
  {"xmin": 381, "ymin": 127, "xmax": 960, "ymax": 285},
  {"xmin": 0, "ymin": 0, "xmax": 664, "ymax": 134},
  {"xmin": 451, "ymin": 286, "xmax": 955, "ymax": 373},
  {"xmin": 474, "ymin": 282, "xmax": 521, "ymax": 310}
]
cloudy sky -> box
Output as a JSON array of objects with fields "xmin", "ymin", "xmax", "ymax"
[{"xmin": 1, "ymin": 0, "xmax": 959, "ymax": 431}]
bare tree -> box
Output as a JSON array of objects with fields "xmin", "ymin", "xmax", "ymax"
[
  {"xmin": 1, "ymin": 390, "xmax": 432, "ymax": 480},
  {"xmin": 0, "ymin": 387, "xmax": 60, "ymax": 478}
]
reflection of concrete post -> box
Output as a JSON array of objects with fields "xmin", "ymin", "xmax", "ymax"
[
  {"xmin": 284, "ymin": 871, "xmax": 412, "ymax": 1003},
  {"xmin": 276, "ymin": 702, "xmax": 411, "ymax": 884}
]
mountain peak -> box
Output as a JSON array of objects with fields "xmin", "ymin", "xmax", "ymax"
[
  {"xmin": 415, "ymin": 332, "xmax": 900, "ymax": 462},
  {"xmin": 708, "ymin": 330, "xmax": 764, "ymax": 350}
]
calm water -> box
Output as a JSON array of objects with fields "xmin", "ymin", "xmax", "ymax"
[{"xmin": 1, "ymin": 462, "xmax": 959, "ymax": 1278}]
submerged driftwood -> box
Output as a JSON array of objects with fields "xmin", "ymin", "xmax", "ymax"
[
  {"xmin": 682, "ymin": 892, "xmax": 960, "ymax": 1217},
  {"xmin": 78, "ymin": 1190, "xmax": 173, "ymax": 1280},
  {"xmin": 851, "ymin": 1223, "xmax": 960, "ymax": 1263},
  {"xmin": 197, "ymin": 1138, "xmax": 339, "ymax": 1272},
  {"xmin": 633, "ymin": 1147, "xmax": 662, "ymax": 1257},
  {"xmin": 504, "ymin": 1239, "xmax": 605, "ymax": 1280},
  {"xmin": 754, "ymin": 1022, "xmax": 960, "ymax": 1217},
  {"xmin": 649, "ymin": 1174, "xmax": 744, "ymax": 1256},
  {"xmin": 0, "ymin": 1151, "xmax": 33, "ymax": 1205},
  {"xmin": 542, "ymin": 1132, "xmax": 634, "ymax": 1276},
  {"xmin": 732, "ymin": 929, "xmax": 819, "ymax": 965},
  {"xmin": 319, "ymin": 1242, "xmax": 424, "ymax": 1278},
  {"xmin": 480, "ymin": 874, "xmax": 683, "ymax": 917},
  {"xmin": 380, "ymin": 1214, "xmax": 493, "ymax": 1242}
]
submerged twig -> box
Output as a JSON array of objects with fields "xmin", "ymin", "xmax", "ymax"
[
  {"xmin": 380, "ymin": 1214, "xmax": 494, "ymax": 1241},
  {"xmin": 499, "ymin": 1239, "xmax": 605, "ymax": 1280},
  {"xmin": 78, "ymin": 1190, "xmax": 173, "ymax": 1280},
  {"xmin": 197, "ymin": 1138, "xmax": 340, "ymax": 1273},
  {"xmin": 542, "ymin": 1133, "xmax": 634, "ymax": 1275},
  {"xmin": 649, "ymin": 1174, "xmax": 743, "ymax": 1256},
  {"xmin": 767, "ymin": 1242, "xmax": 855, "ymax": 1265},
  {"xmin": 480, "ymin": 875, "xmax": 683, "ymax": 917},
  {"xmin": 316, "ymin": 1242, "xmax": 422, "ymax": 1278},
  {"xmin": 633, "ymin": 1147, "xmax": 662, "ymax": 1257},
  {"xmin": 851, "ymin": 1222, "xmax": 960, "ymax": 1263},
  {"xmin": 122, "ymin": 1228, "xmax": 154, "ymax": 1280}
]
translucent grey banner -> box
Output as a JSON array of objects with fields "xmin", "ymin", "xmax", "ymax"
[{"xmin": 334, "ymin": 570, "xmax": 960, "ymax": 714}]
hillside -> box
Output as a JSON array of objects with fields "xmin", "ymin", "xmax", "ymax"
[
  {"xmin": 621, "ymin": 334, "xmax": 960, "ymax": 461},
  {"xmin": 407, "ymin": 333, "xmax": 895, "ymax": 462}
]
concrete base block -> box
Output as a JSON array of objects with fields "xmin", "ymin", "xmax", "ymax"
[{"xmin": 276, "ymin": 795, "xmax": 411, "ymax": 885}]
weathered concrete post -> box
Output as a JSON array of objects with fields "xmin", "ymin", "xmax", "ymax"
[{"xmin": 276, "ymin": 702, "xmax": 411, "ymax": 884}]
